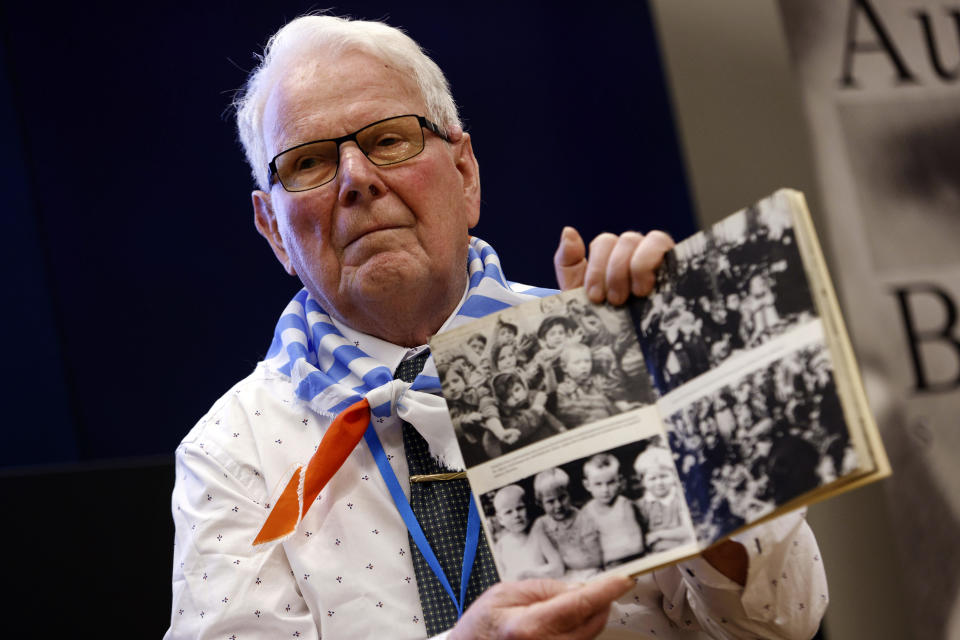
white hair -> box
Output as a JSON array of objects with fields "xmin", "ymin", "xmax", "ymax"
[{"xmin": 234, "ymin": 14, "xmax": 461, "ymax": 190}]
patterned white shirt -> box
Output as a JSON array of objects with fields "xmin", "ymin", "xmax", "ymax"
[{"xmin": 165, "ymin": 320, "xmax": 828, "ymax": 640}]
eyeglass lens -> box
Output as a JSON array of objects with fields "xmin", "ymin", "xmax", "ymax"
[{"xmin": 274, "ymin": 115, "xmax": 426, "ymax": 191}]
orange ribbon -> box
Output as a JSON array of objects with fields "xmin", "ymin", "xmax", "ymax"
[{"xmin": 252, "ymin": 398, "xmax": 371, "ymax": 545}]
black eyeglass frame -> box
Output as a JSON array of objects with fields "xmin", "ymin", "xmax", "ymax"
[{"xmin": 267, "ymin": 114, "xmax": 451, "ymax": 192}]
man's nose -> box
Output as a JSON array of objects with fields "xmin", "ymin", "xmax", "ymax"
[{"xmin": 337, "ymin": 142, "xmax": 387, "ymax": 206}]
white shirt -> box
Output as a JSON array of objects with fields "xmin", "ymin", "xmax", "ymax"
[{"xmin": 165, "ymin": 322, "xmax": 828, "ymax": 640}]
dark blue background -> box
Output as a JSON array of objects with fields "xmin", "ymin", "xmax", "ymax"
[
  {"xmin": 1, "ymin": 0, "xmax": 693, "ymax": 633},
  {"xmin": 2, "ymin": 1, "xmax": 693, "ymax": 468}
]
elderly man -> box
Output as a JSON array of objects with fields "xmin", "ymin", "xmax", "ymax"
[{"xmin": 166, "ymin": 15, "xmax": 827, "ymax": 640}]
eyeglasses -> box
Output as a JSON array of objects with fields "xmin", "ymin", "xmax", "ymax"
[{"xmin": 267, "ymin": 114, "xmax": 450, "ymax": 192}]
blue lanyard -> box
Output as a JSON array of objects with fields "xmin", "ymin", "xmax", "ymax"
[{"xmin": 363, "ymin": 423, "xmax": 480, "ymax": 618}]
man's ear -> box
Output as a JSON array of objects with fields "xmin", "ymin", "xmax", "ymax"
[
  {"xmin": 453, "ymin": 131, "xmax": 481, "ymax": 229},
  {"xmin": 252, "ymin": 190, "xmax": 297, "ymax": 276}
]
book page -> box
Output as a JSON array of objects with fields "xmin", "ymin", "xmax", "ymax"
[
  {"xmin": 785, "ymin": 190, "xmax": 890, "ymax": 484},
  {"xmin": 430, "ymin": 288, "xmax": 699, "ymax": 579},
  {"xmin": 628, "ymin": 190, "xmax": 875, "ymax": 544},
  {"xmin": 430, "ymin": 189, "xmax": 888, "ymax": 576}
]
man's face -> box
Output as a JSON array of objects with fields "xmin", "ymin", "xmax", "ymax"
[{"xmin": 253, "ymin": 50, "xmax": 480, "ymax": 338}]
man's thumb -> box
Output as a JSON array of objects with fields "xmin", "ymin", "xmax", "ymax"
[{"xmin": 554, "ymin": 226, "xmax": 587, "ymax": 291}]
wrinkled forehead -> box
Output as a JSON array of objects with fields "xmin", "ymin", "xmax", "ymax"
[{"xmin": 262, "ymin": 47, "xmax": 425, "ymax": 155}]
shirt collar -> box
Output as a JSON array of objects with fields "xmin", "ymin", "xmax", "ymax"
[{"xmin": 328, "ymin": 282, "xmax": 470, "ymax": 374}]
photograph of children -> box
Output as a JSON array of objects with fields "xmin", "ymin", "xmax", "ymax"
[
  {"xmin": 632, "ymin": 446, "xmax": 695, "ymax": 553},
  {"xmin": 664, "ymin": 343, "xmax": 857, "ymax": 545},
  {"xmin": 436, "ymin": 289, "xmax": 657, "ymax": 467},
  {"xmin": 479, "ymin": 437, "xmax": 695, "ymax": 581},
  {"xmin": 629, "ymin": 194, "xmax": 817, "ymax": 395},
  {"xmin": 487, "ymin": 484, "xmax": 564, "ymax": 581}
]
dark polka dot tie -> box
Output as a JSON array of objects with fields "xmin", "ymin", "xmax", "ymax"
[{"xmin": 395, "ymin": 351, "xmax": 500, "ymax": 636}]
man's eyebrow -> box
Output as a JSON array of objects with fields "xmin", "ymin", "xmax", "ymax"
[
  {"xmin": 274, "ymin": 122, "xmax": 307, "ymax": 149},
  {"xmin": 271, "ymin": 114, "xmax": 323, "ymax": 154}
]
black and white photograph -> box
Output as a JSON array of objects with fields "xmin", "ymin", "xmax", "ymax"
[
  {"xmin": 629, "ymin": 199, "xmax": 817, "ymax": 395},
  {"xmin": 436, "ymin": 290, "xmax": 657, "ymax": 467},
  {"xmin": 478, "ymin": 436, "xmax": 693, "ymax": 582},
  {"xmin": 664, "ymin": 343, "xmax": 857, "ymax": 545}
]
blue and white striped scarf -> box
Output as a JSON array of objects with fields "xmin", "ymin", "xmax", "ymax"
[{"xmin": 261, "ymin": 236, "xmax": 556, "ymax": 470}]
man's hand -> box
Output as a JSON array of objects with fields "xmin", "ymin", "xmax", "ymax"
[
  {"xmin": 448, "ymin": 575, "xmax": 634, "ymax": 640},
  {"xmin": 554, "ymin": 227, "xmax": 675, "ymax": 304}
]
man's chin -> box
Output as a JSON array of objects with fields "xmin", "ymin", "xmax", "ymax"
[
  {"xmin": 341, "ymin": 227, "xmax": 418, "ymax": 265},
  {"xmin": 343, "ymin": 250, "xmax": 426, "ymax": 292}
]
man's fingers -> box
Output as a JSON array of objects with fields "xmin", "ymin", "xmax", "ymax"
[
  {"xmin": 558, "ymin": 228, "xmax": 674, "ymax": 302},
  {"xmin": 483, "ymin": 578, "xmax": 573, "ymax": 608},
  {"xmin": 629, "ymin": 230, "xmax": 674, "ymax": 297},
  {"xmin": 530, "ymin": 575, "xmax": 634, "ymax": 635},
  {"xmin": 575, "ymin": 605, "xmax": 615, "ymax": 640},
  {"xmin": 583, "ymin": 233, "xmax": 618, "ymax": 303},
  {"xmin": 604, "ymin": 231, "xmax": 645, "ymax": 305},
  {"xmin": 450, "ymin": 577, "xmax": 633, "ymax": 640},
  {"xmin": 564, "ymin": 574, "xmax": 635, "ymax": 613},
  {"xmin": 554, "ymin": 226, "xmax": 587, "ymax": 291}
]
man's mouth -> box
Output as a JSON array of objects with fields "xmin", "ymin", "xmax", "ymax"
[{"xmin": 343, "ymin": 222, "xmax": 402, "ymax": 249}]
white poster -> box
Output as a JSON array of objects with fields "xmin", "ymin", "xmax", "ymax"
[{"xmin": 778, "ymin": 1, "xmax": 960, "ymax": 637}]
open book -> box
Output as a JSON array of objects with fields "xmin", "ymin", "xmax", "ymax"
[{"xmin": 429, "ymin": 189, "xmax": 890, "ymax": 580}]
